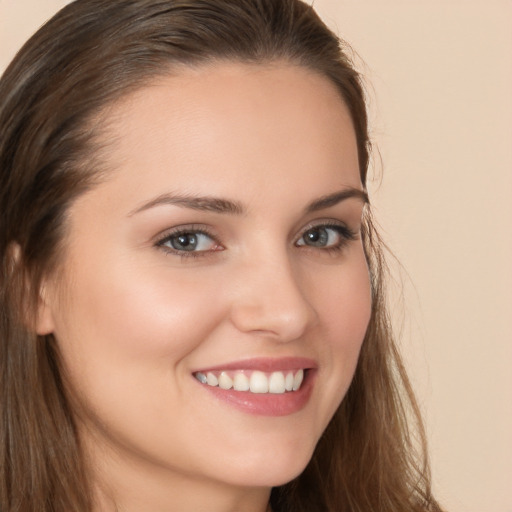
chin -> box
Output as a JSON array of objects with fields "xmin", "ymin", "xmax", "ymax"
[{"xmin": 217, "ymin": 440, "xmax": 317, "ymax": 489}]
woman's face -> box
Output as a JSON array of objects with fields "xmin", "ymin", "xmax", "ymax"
[{"xmin": 40, "ymin": 63, "xmax": 371, "ymax": 500}]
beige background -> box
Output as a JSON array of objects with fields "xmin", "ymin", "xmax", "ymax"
[{"xmin": 1, "ymin": 1, "xmax": 511, "ymax": 511}]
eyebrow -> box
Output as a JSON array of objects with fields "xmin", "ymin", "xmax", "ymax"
[
  {"xmin": 305, "ymin": 188, "xmax": 369, "ymax": 212},
  {"xmin": 128, "ymin": 194, "xmax": 245, "ymax": 216},
  {"xmin": 128, "ymin": 187, "xmax": 368, "ymax": 217}
]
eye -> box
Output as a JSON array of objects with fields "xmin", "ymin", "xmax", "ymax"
[
  {"xmin": 296, "ymin": 223, "xmax": 356, "ymax": 250},
  {"xmin": 156, "ymin": 228, "xmax": 222, "ymax": 256}
]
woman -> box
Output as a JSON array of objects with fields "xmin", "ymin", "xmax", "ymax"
[{"xmin": 0, "ymin": 1, "xmax": 443, "ymax": 511}]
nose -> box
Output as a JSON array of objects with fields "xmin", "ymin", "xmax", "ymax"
[{"xmin": 229, "ymin": 252, "xmax": 317, "ymax": 342}]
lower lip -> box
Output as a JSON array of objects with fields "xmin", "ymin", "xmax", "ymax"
[{"xmin": 196, "ymin": 370, "xmax": 315, "ymax": 416}]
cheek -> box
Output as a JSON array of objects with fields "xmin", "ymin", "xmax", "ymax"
[
  {"xmin": 316, "ymin": 251, "xmax": 372, "ymax": 347},
  {"xmin": 52, "ymin": 257, "xmax": 226, "ymax": 390},
  {"xmin": 51, "ymin": 258, "xmax": 235, "ymax": 470},
  {"xmin": 309, "ymin": 251, "xmax": 372, "ymax": 417}
]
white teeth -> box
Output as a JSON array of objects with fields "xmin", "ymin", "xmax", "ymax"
[
  {"xmin": 250, "ymin": 371, "xmax": 269, "ymax": 393},
  {"xmin": 285, "ymin": 372, "xmax": 294, "ymax": 391},
  {"xmin": 195, "ymin": 369, "xmax": 307, "ymax": 394},
  {"xmin": 218, "ymin": 372, "xmax": 233, "ymax": 390},
  {"xmin": 292, "ymin": 369, "xmax": 304, "ymax": 391},
  {"xmin": 196, "ymin": 372, "xmax": 207, "ymax": 384},
  {"xmin": 233, "ymin": 372, "xmax": 250, "ymax": 391},
  {"xmin": 268, "ymin": 371, "xmax": 286, "ymax": 394},
  {"xmin": 206, "ymin": 372, "xmax": 219, "ymax": 386}
]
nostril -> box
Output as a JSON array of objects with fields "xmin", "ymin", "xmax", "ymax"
[
  {"xmin": 228, "ymin": 258, "xmax": 318, "ymax": 340},
  {"xmin": 229, "ymin": 293, "xmax": 316, "ymax": 341}
]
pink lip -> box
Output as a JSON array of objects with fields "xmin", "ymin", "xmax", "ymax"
[
  {"xmin": 193, "ymin": 356, "xmax": 317, "ymax": 374},
  {"xmin": 192, "ymin": 357, "xmax": 317, "ymax": 417}
]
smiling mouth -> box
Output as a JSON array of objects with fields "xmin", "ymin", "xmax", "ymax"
[{"xmin": 193, "ymin": 369, "xmax": 305, "ymax": 394}]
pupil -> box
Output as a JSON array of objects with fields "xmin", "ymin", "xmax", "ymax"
[
  {"xmin": 306, "ymin": 228, "xmax": 327, "ymax": 247},
  {"xmin": 307, "ymin": 231, "xmax": 320, "ymax": 242},
  {"xmin": 173, "ymin": 233, "xmax": 197, "ymax": 251}
]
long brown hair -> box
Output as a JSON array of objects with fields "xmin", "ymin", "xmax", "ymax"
[{"xmin": 0, "ymin": 1, "xmax": 442, "ymax": 510}]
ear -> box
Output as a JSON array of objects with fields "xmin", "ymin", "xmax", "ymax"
[
  {"xmin": 34, "ymin": 268, "xmax": 60, "ymax": 336},
  {"xmin": 35, "ymin": 279, "xmax": 57, "ymax": 336},
  {"xmin": 9, "ymin": 242, "xmax": 57, "ymax": 335}
]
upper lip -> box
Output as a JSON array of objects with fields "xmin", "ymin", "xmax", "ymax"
[{"xmin": 192, "ymin": 357, "xmax": 317, "ymax": 374}]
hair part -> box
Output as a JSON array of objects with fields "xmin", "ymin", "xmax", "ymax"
[{"xmin": 0, "ymin": 1, "xmax": 441, "ymax": 510}]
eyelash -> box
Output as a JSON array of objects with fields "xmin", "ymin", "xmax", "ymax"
[
  {"xmin": 155, "ymin": 224, "xmax": 221, "ymax": 260},
  {"xmin": 154, "ymin": 221, "xmax": 357, "ymax": 259},
  {"xmin": 297, "ymin": 221, "xmax": 357, "ymax": 254}
]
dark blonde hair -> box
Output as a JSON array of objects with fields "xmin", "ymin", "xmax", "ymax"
[{"xmin": 0, "ymin": 1, "xmax": 442, "ymax": 511}]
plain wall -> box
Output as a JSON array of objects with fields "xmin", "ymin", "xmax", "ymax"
[{"xmin": 1, "ymin": 1, "xmax": 511, "ymax": 511}]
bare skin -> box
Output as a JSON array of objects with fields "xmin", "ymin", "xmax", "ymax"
[{"xmin": 38, "ymin": 63, "xmax": 371, "ymax": 512}]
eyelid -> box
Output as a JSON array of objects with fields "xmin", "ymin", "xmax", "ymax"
[
  {"xmin": 295, "ymin": 219, "xmax": 358, "ymax": 242},
  {"xmin": 154, "ymin": 224, "xmax": 223, "ymax": 257},
  {"xmin": 152, "ymin": 219, "xmax": 358, "ymax": 260}
]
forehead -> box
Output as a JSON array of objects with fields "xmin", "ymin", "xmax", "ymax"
[{"xmin": 90, "ymin": 62, "xmax": 361, "ymax": 211}]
